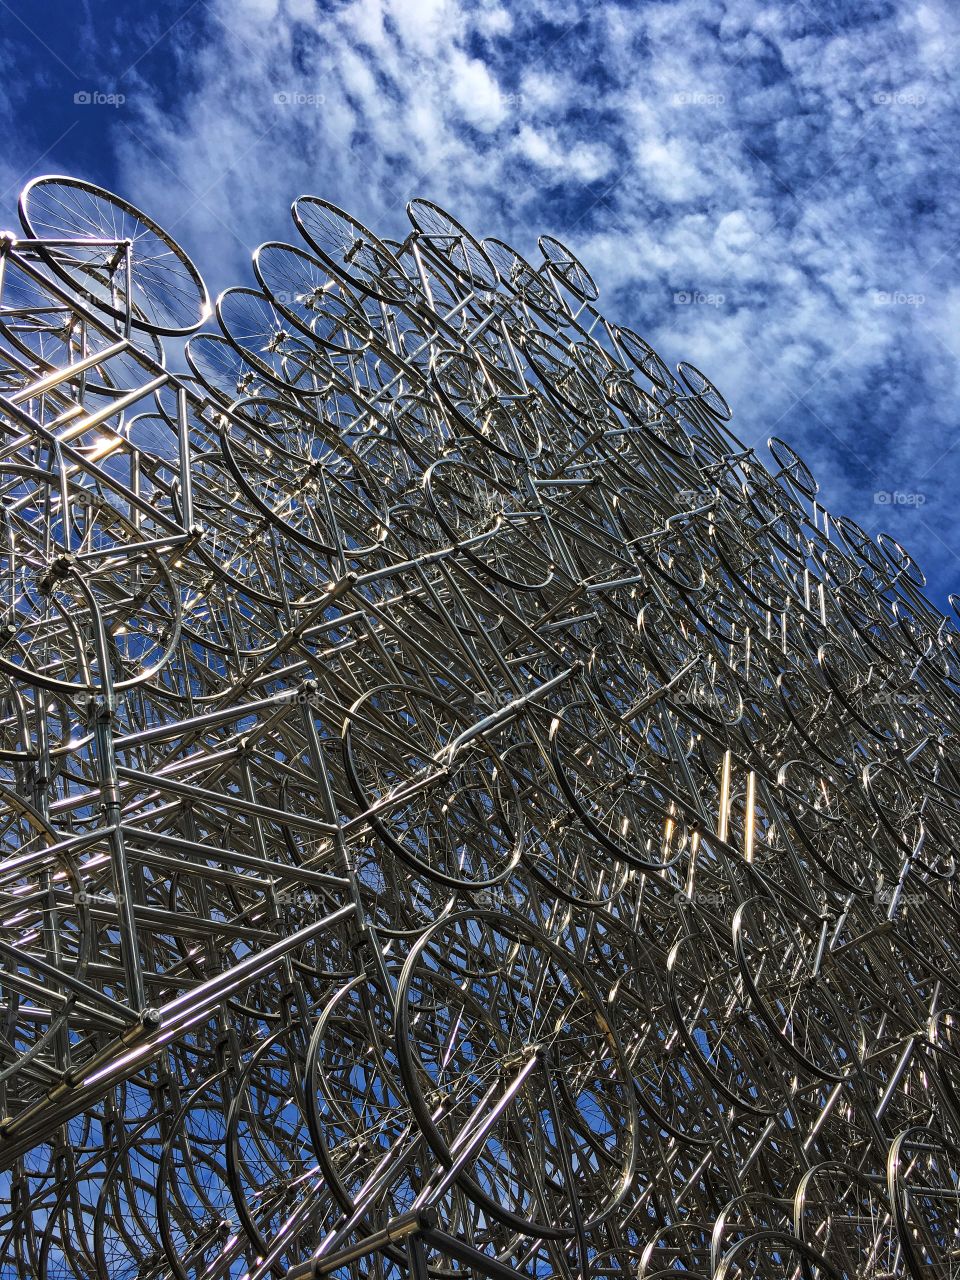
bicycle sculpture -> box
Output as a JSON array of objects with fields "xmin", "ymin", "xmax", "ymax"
[{"xmin": 0, "ymin": 175, "xmax": 958, "ymax": 1280}]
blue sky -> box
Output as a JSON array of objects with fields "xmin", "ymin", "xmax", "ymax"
[{"xmin": 2, "ymin": 0, "xmax": 959, "ymax": 603}]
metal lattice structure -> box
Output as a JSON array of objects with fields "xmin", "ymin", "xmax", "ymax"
[{"xmin": 0, "ymin": 175, "xmax": 958, "ymax": 1280}]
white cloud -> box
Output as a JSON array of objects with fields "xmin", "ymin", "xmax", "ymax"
[
  {"xmin": 474, "ymin": 5, "xmax": 513, "ymax": 39},
  {"xmin": 446, "ymin": 51, "xmax": 505, "ymax": 131}
]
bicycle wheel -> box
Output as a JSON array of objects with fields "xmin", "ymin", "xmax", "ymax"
[
  {"xmin": 581, "ymin": 635, "xmax": 662, "ymax": 738},
  {"xmin": 408, "ymin": 198, "xmax": 499, "ymax": 293},
  {"xmin": 613, "ymin": 326, "xmax": 679, "ymax": 393},
  {"xmin": 394, "ymin": 909, "xmax": 638, "ymax": 1237},
  {"xmin": 94, "ymin": 1112, "xmax": 167, "ymax": 1280},
  {"xmin": 430, "ymin": 346, "xmax": 542, "ymax": 461},
  {"xmin": 879, "ymin": 532, "xmax": 927, "ymax": 589},
  {"xmin": 185, "ymin": 332, "xmax": 268, "ymax": 405},
  {"xmin": 342, "ymin": 682, "xmax": 523, "ymax": 887},
  {"xmin": 292, "ymin": 196, "xmax": 412, "ymax": 302},
  {"xmin": 710, "ymin": 1195, "xmax": 796, "ymax": 1275},
  {"xmin": 549, "ymin": 698, "xmax": 694, "ymax": 870},
  {"xmin": 639, "ymin": 1223, "xmax": 714, "ymax": 1277},
  {"xmin": 254, "ymin": 239, "xmax": 371, "ymax": 353},
  {"xmin": 667, "ymin": 913, "xmax": 781, "ymax": 1115},
  {"xmin": 678, "ymin": 361, "xmax": 733, "ymax": 421},
  {"xmin": 795, "ymin": 1161, "xmax": 903, "ymax": 1279},
  {"xmin": 769, "ymin": 437, "xmax": 819, "ymax": 499},
  {"xmin": 604, "ymin": 926, "xmax": 726, "ymax": 1145},
  {"xmin": 887, "ymin": 1126, "xmax": 960, "ymax": 1280},
  {"xmin": 19, "ymin": 175, "xmax": 210, "ymax": 334},
  {"xmin": 538, "ymin": 234, "xmax": 599, "ymax": 302},
  {"xmin": 522, "ymin": 329, "xmax": 608, "ymax": 423},
  {"xmin": 219, "ymin": 396, "xmax": 388, "ymax": 558},
  {"xmin": 423, "ymin": 458, "xmax": 555, "ymax": 590},
  {"xmin": 0, "ymin": 496, "xmax": 180, "ymax": 693},
  {"xmin": 715, "ymin": 1230, "xmax": 844, "ymax": 1280},
  {"xmin": 226, "ymin": 1026, "xmax": 322, "ymax": 1261},
  {"xmin": 482, "ymin": 236, "xmax": 564, "ymax": 321},
  {"xmin": 733, "ymin": 893, "xmax": 865, "ymax": 1080},
  {"xmin": 304, "ymin": 971, "xmax": 430, "ymax": 1231},
  {"xmin": 157, "ymin": 1070, "xmax": 252, "ymax": 1280},
  {"xmin": 217, "ymin": 285, "xmax": 324, "ymax": 391},
  {"xmin": 502, "ymin": 737, "xmax": 630, "ymax": 909},
  {"xmin": 833, "ymin": 515, "xmax": 891, "ymax": 582}
]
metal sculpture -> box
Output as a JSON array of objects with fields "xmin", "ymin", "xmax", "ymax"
[{"xmin": 0, "ymin": 174, "xmax": 957, "ymax": 1280}]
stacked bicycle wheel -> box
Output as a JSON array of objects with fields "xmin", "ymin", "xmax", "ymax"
[{"xmin": 0, "ymin": 175, "xmax": 957, "ymax": 1280}]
